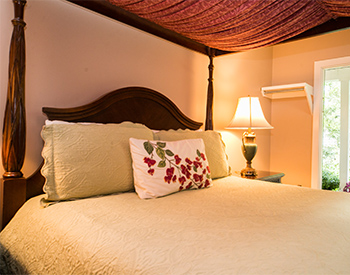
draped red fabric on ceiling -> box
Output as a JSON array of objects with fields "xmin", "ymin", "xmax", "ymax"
[{"xmin": 107, "ymin": 0, "xmax": 350, "ymax": 51}]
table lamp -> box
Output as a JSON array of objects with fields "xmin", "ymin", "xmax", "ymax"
[{"xmin": 226, "ymin": 96, "xmax": 273, "ymax": 178}]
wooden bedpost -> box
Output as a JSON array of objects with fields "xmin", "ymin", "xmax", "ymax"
[
  {"xmin": 1, "ymin": 0, "xmax": 27, "ymax": 230},
  {"xmin": 2, "ymin": 0, "xmax": 27, "ymax": 178},
  {"xmin": 205, "ymin": 47, "xmax": 214, "ymax": 130}
]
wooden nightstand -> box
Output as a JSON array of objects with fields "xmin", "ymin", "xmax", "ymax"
[{"xmin": 234, "ymin": 170, "xmax": 285, "ymax": 183}]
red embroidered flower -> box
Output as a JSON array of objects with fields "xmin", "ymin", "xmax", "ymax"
[
  {"xmin": 143, "ymin": 157, "xmax": 156, "ymax": 167},
  {"xmin": 166, "ymin": 167, "xmax": 174, "ymax": 176},
  {"xmin": 181, "ymin": 164, "xmax": 191, "ymax": 179},
  {"xmin": 174, "ymin": 155, "xmax": 181, "ymax": 165},
  {"xmin": 164, "ymin": 175, "xmax": 172, "ymax": 184},
  {"xmin": 179, "ymin": 176, "xmax": 186, "ymax": 185},
  {"xmin": 193, "ymin": 174, "xmax": 204, "ymax": 182},
  {"xmin": 186, "ymin": 182, "xmax": 192, "ymax": 189},
  {"xmin": 164, "ymin": 167, "xmax": 175, "ymax": 183},
  {"xmin": 185, "ymin": 158, "xmax": 193, "ymax": 165},
  {"xmin": 147, "ymin": 169, "xmax": 155, "ymax": 176},
  {"xmin": 206, "ymin": 166, "xmax": 210, "ymax": 173},
  {"xmin": 193, "ymin": 160, "xmax": 202, "ymax": 169}
]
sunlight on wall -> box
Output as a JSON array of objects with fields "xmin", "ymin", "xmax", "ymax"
[
  {"xmin": 213, "ymin": 62, "xmax": 242, "ymax": 130},
  {"xmin": 214, "ymin": 47, "xmax": 273, "ymax": 172}
]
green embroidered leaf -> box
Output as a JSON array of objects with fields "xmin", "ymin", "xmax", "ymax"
[
  {"xmin": 156, "ymin": 147, "xmax": 165, "ymax": 159},
  {"xmin": 165, "ymin": 149, "xmax": 174, "ymax": 156},
  {"xmin": 144, "ymin": 141, "xmax": 153, "ymax": 155},
  {"xmin": 193, "ymin": 165, "xmax": 198, "ymax": 172},
  {"xmin": 206, "ymin": 174, "xmax": 211, "ymax": 179},
  {"xmin": 158, "ymin": 160, "xmax": 166, "ymax": 168},
  {"xmin": 196, "ymin": 149, "xmax": 201, "ymax": 158},
  {"xmin": 157, "ymin": 142, "xmax": 166, "ymax": 148}
]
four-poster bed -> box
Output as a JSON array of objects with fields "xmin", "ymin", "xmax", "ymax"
[{"xmin": 2, "ymin": 0, "xmax": 350, "ymax": 274}]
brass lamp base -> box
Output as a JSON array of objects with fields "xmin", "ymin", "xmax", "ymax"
[
  {"xmin": 241, "ymin": 166, "xmax": 257, "ymax": 179},
  {"xmin": 241, "ymin": 130, "xmax": 258, "ymax": 179}
]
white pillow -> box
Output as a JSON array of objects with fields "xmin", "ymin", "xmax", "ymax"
[
  {"xmin": 45, "ymin": 120, "xmax": 102, "ymax": 125},
  {"xmin": 129, "ymin": 138, "xmax": 212, "ymax": 199},
  {"xmin": 41, "ymin": 121, "xmax": 153, "ymax": 202},
  {"xmin": 153, "ymin": 129, "xmax": 231, "ymax": 179}
]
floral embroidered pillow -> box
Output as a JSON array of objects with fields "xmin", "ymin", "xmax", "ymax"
[{"xmin": 129, "ymin": 138, "xmax": 212, "ymax": 199}]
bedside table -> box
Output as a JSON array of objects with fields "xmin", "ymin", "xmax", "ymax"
[
  {"xmin": 255, "ymin": 171, "xmax": 285, "ymax": 183},
  {"xmin": 234, "ymin": 170, "xmax": 285, "ymax": 183}
]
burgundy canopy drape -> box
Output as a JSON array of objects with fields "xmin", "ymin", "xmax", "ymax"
[{"xmin": 107, "ymin": 0, "xmax": 350, "ymax": 51}]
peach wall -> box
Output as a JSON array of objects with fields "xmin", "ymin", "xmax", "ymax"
[
  {"xmin": 214, "ymin": 47, "xmax": 273, "ymax": 173},
  {"xmin": 270, "ymin": 28, "xmax": 350, "ymax": 187},
  {"xmin": 0, "ymin": 0, "xmax": 208, "ymax": 177}
]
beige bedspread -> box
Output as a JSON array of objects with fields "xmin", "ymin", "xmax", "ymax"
[{"xmin": 1, "ymin": 176, "xmax": 350, "ymax": 274}]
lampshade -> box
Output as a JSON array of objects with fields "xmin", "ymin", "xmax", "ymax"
[{"xmin": 226, "ymin": 97, "xmax": 273, "ymax": 130}]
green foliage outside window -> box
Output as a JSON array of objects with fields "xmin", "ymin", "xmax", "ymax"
[
  {"xmin": 322, "ymin": 170, "xmax": 340, "ymax": 190},
  {"xmin": 322, "ymin": 80, "xmax": 341, "ymax": 190}
]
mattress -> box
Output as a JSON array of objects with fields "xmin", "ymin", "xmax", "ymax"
[{"xmin": 1, "ymin": 176, "xmax": 350, "ymax": 274}]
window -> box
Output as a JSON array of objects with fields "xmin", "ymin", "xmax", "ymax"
[
  {"xmin": 312, "ymin": 57, "xmax": 350, "ymax": 189},
  {"xmin": 322, "ymin": 67, "xmax": 350, "ymax": 190}
]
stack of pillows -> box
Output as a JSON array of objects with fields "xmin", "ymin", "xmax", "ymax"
[{"xmin": 41, "ymin": 121, "xmax": 231, "ymax": 203}]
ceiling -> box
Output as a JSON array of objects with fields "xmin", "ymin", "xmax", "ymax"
[{"xmin": 67, "ymin": 0, "xmax": 350, "ymax": 56}]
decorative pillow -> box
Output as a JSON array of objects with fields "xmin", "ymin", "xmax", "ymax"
[
  {"xmin": 153, "ymin": 129, "xmax": 231, "ymax": 179},
  {"xmin": 41, "ymin": 121, "xmax": 153, "ymax": 202},
  {"xmin": 129, "ymin": 138, "xmax": 212, "ymax": 199}
]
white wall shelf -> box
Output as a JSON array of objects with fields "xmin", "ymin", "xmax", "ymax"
[{"xmin": 261, "ymin": 83, "xmax": 313, "ymax": 114}]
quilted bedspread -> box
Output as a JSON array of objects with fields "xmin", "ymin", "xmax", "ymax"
[{"xmin": 1, "ymin": 176, "xmax": 350, "ymax": 274}]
